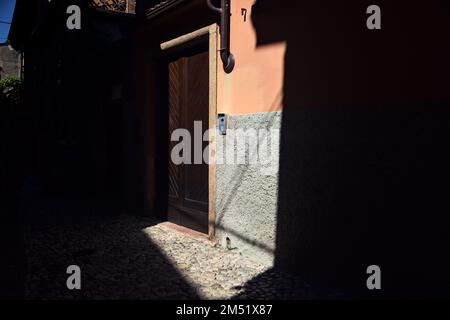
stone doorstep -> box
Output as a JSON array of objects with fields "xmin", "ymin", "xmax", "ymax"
[{"xmin": 155, "ymin": 221, "xmax": 217, "ymax": 247}]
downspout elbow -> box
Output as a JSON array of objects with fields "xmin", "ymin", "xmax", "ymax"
[{"xmin": 206, "ymin": 0, "xmax": 235, "ymax": 73}]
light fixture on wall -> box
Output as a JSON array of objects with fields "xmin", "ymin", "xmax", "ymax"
[{"xmin": 206, "ymin": 0, "xmax": 235, "ymax": 73}]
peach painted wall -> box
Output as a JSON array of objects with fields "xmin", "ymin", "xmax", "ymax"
[{"xmin": 216, "ymin": 0, "xmax": 286, "ymax": 115}]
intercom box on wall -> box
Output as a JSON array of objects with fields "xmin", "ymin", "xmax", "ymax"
[{"xmin": 217, "ymin": 113, "xmax": 227, "ymax": 135}]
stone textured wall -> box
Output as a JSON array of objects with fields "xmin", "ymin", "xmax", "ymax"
[
  {"xmin": 0, "ymin": 46, "xmax": 20, "ymax": 79},
  {"xmin": 216, "ymin": 111, "xmax": 281, "ymax": 266}
]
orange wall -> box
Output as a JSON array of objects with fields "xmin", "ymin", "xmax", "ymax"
[{"xmin": 217, "ymin": 0, "xmax": 286, "ymax": 115}]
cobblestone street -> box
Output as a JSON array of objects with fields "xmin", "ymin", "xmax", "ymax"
[{"xmin": 21, "ymin": 195, "xmax": 339, "ymax": 300}]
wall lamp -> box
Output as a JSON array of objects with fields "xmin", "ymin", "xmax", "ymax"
[{"xmin": 206, "ymin": 0, "xmax": 235, "ymax": 73}]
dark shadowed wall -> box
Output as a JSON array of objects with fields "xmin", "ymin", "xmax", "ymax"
[{"xmin": 251, "ymin": 0, "xmax": 450, "ymax": 297}]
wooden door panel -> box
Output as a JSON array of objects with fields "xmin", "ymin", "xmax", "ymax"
[
  {"xmin": 168, "ymin": 59, "xmax": 183, "ymax": 202},
  {"xmin": 183, "ymin": 51, "xmax": 209, "ymax": 212},
  {"xmin": 167, "ymin": 48, "xmax": 209, "ymax": 233}
]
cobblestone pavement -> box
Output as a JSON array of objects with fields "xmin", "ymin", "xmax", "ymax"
[{"xmin": 22, "ymin": 198, "xmax": 340, "ymax": 300}]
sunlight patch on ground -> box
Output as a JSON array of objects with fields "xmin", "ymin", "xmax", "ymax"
[{"xmin": 141, "ymin": 224, "xmax": 268, "ymax": 299}]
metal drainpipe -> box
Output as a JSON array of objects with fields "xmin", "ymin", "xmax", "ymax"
[{"xmin": 206, "ymin": 0, "xmax": 235, "ymax": 73}]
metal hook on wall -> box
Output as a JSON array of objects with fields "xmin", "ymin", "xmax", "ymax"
[{"xmin": 206, "ymin": 0, "xmax": 235, "ymax": 73}]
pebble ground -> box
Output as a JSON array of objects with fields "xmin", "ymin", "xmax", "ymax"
[{"xmin": 22, "ymin": 197, "xmax": 339, "ymax": 300}]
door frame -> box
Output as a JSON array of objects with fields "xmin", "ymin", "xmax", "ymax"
[{"xmin": 160, "ymin": 24, "xmax": 218, "ymax": 240}]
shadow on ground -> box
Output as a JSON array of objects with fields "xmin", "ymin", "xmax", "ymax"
[
  {"xmin": 20, "ymin": 189, "xmax": 200, "ymax": 299},
  {"xmin": 231, "ymin": 268, "xmax": 344, "ymax": 300}
]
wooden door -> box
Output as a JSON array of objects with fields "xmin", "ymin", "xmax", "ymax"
[{"xmin": 167, "ymin": 49, "xmax": 209, "ymax": 234}]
